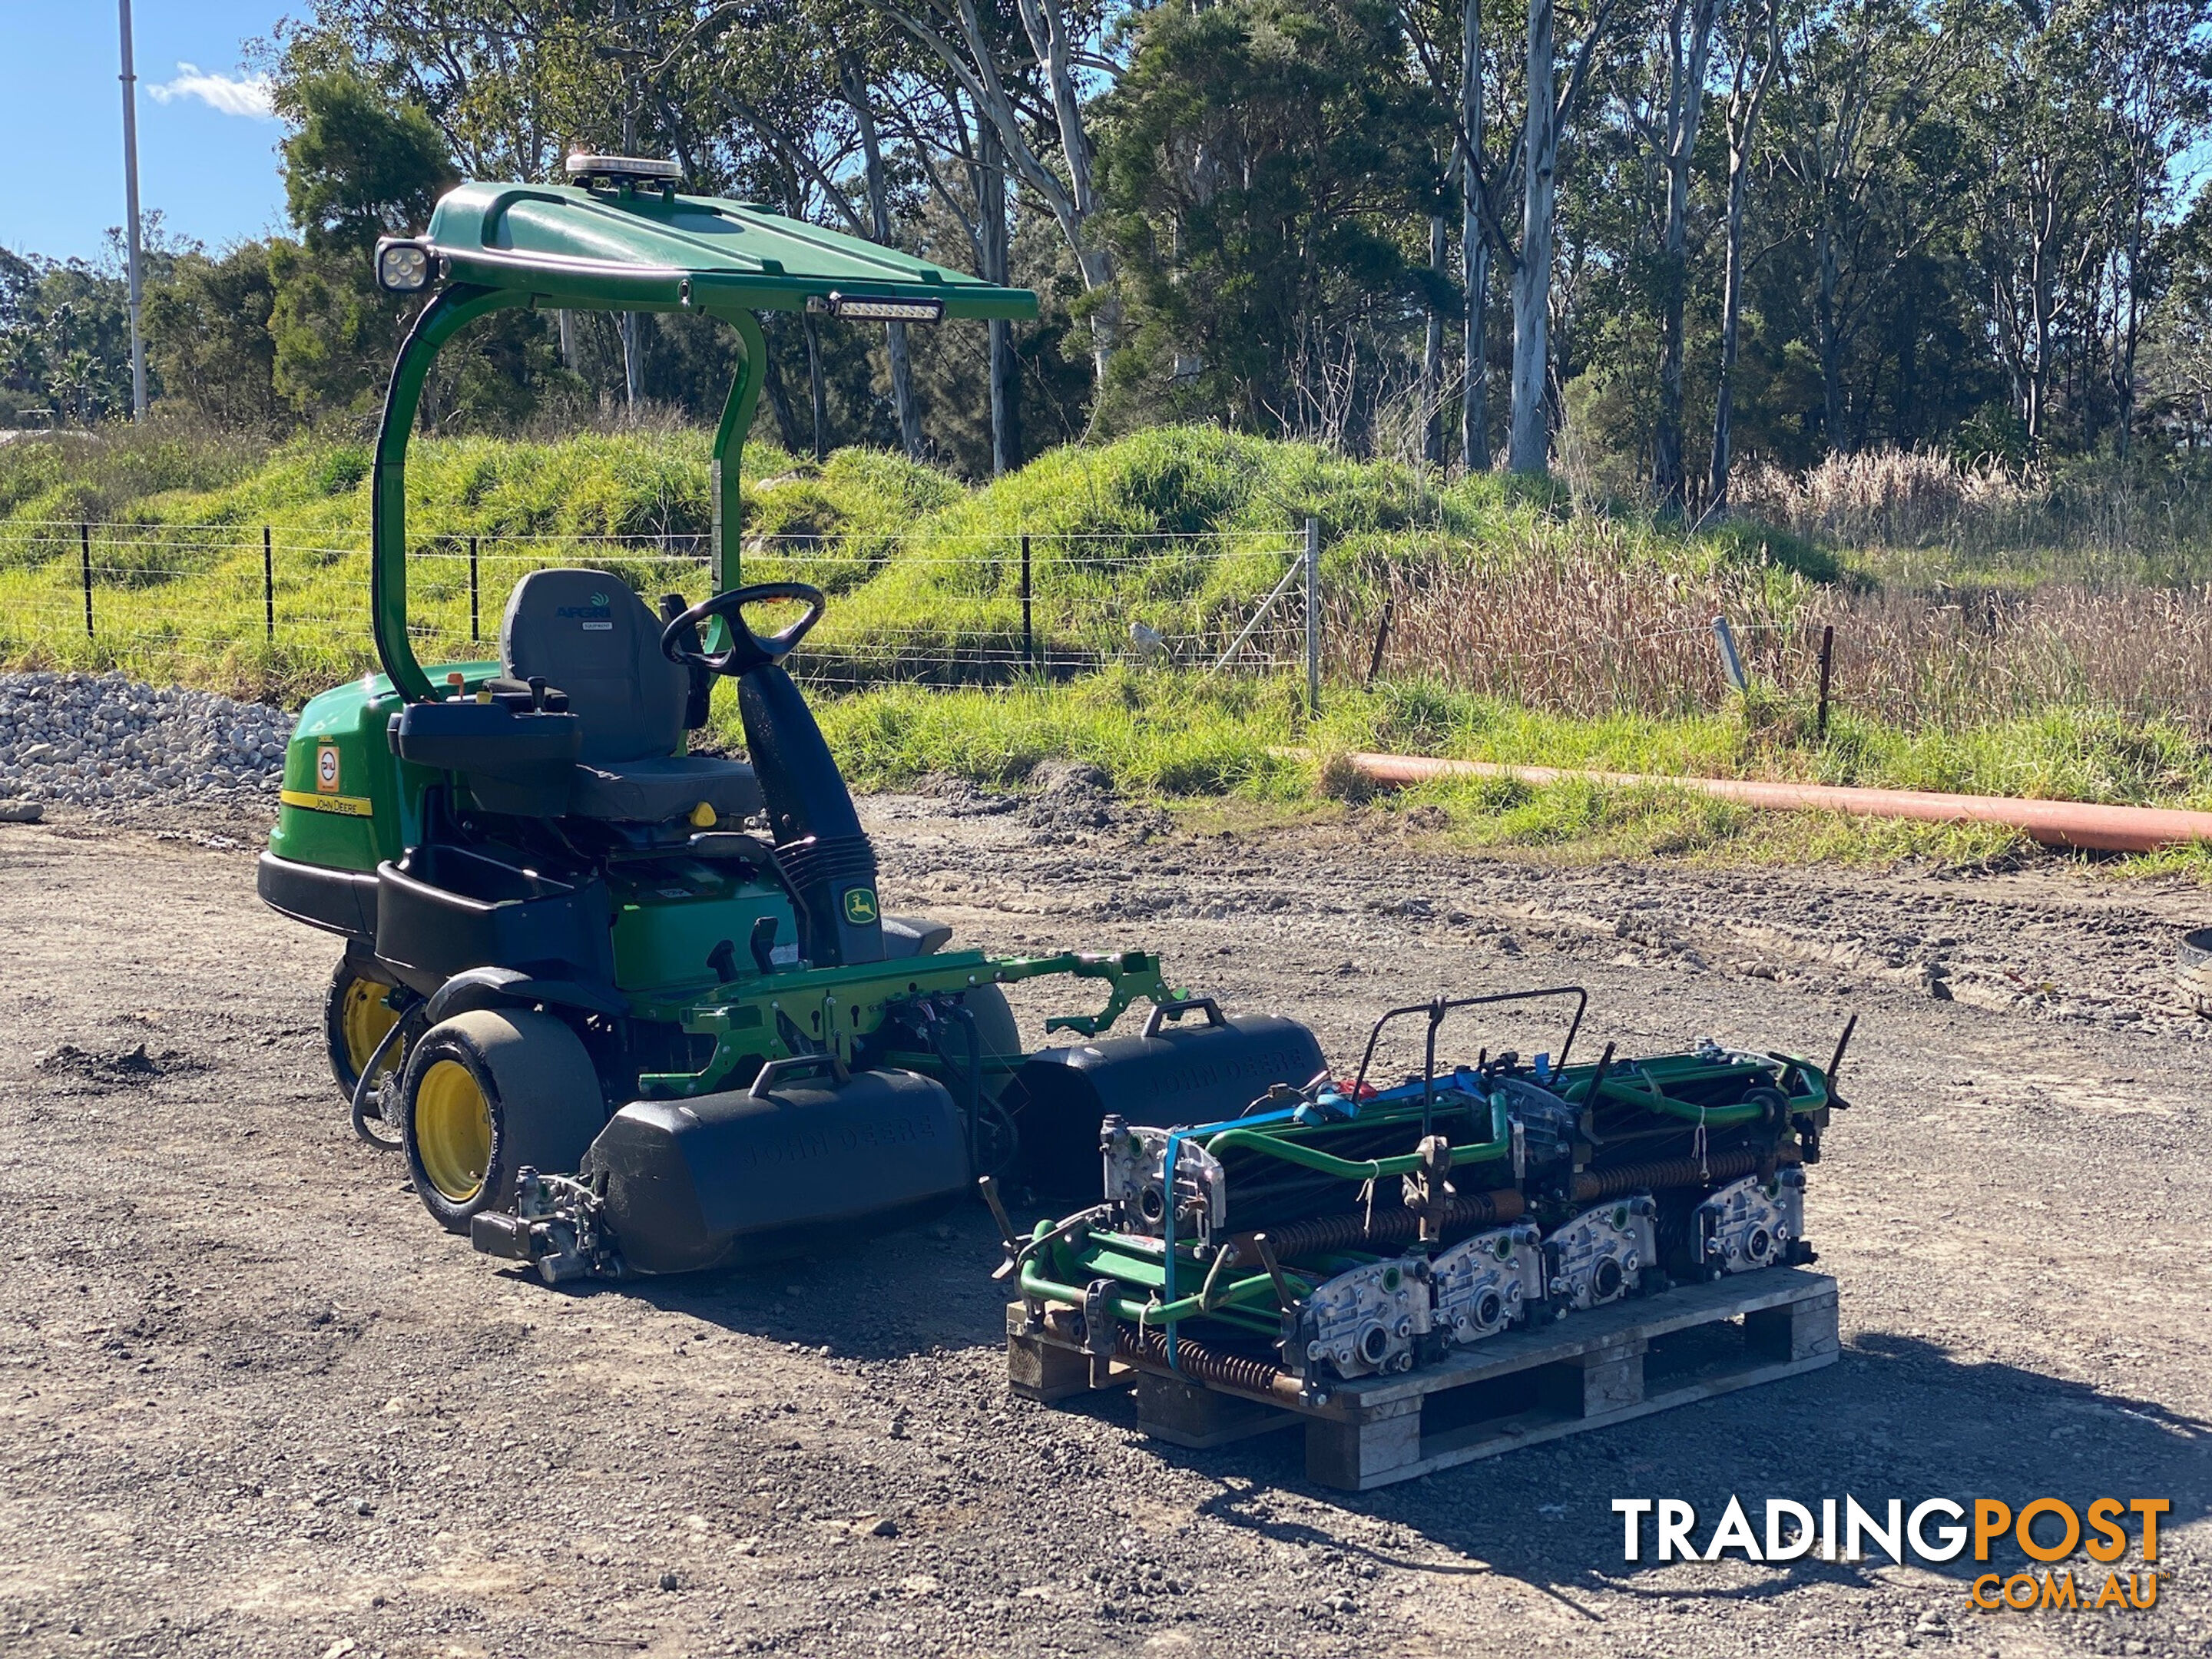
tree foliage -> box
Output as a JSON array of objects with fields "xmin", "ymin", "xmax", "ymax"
[{"xmin": 5, "ymin": 0, "xmax": 2211, "ymax": 491}]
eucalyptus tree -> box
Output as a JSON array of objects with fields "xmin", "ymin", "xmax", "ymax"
[
  {"xmin": 873, "ymin": 0, "xmax": 1122, "ymax": 388},
  {"xmin": 1707, "ymin": 0, "xmax": 1781, "ymax": 510}
]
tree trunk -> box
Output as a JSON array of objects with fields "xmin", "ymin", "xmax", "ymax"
[
  {"xmin": 1708, "ymin": 2, "xmax": 1777, "ymax": 515},
  {"xmin": 621, "ymin": 313, "xmax": 642, "ymax": 408},
  {"xmin": 890, "ymin": 0, "xmax": 1113, "ymax": 388},
  {"xmin": 761, "ymin": 319, "xmax": 803, "ymax": 453},
  {"xmin": 1425, "ymin": 212, "xmax": 1447, "ymax": 465},
  {"xmin": 1508, "ymin": 0, "xmax": 1558, "ymax": 475},
  {"xmin": 979, "ymin": 121, "xmax": 1018, "ymax": 475},
  {"xmin": 803, "ymin": 312, "xmax": 828, "ymax": 462},
  {"xmin": 843, "ymin": 58, "xmax": 924, "ymax": 459},
  {"xmin": 1815, "ymin": 224, "xmax": 1846, "ymax": 453},
  {"xmin": 1652, "ymin": 0, "xmax": 1720, "ymax": 513},
  {"xmin": 1460, "ymin": 0, "xmax": 1490, "ymax": 472},
  {"xmin": 2119, "ymin": 187, "xmax": 2147, "ymax": 459}
]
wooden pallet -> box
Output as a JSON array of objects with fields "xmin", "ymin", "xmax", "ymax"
[{"xmin": 1009, "ymin": 1268, "xmax": 1838, "ymax": 1492}]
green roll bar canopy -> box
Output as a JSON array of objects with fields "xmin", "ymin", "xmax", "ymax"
[{"xmin": 370, "ymin": 174, "xmax": 1039, "ymax": 703}]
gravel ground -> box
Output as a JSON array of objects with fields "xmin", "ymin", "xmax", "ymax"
[
  {"xmin": 1, "ymin": 717, "xmax": 2209, "ymax": 1658},
  {"xmin": 0, "ymin": 674, "xmax": 290, "ymax": 814}
]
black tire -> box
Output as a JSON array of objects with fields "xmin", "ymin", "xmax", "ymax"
[
  {"xmin": 324, "ymin": 956, "xmax": 405, "ymax": 1101},
  {"xmin": 398, "ymin": 1009, "xmax": 609, "ymax": 1233}
]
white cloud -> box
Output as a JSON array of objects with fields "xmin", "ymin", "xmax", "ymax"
[{"xmin": 146, "ymin": 64, "xmax": 275, "ymax": 120}]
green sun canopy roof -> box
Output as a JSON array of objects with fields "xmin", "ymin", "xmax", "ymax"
[
  {"xmin": 373, "ymin": 175, "xmax": 1031, "ymax": 704},
  {"xmin": 419, "ymin": 181, "xmax": 1038, "ymax": 320}
]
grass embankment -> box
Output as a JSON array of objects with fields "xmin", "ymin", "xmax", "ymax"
[
  {"xmin": 0, "ymin": 421, "xmax": 1821, "ymax": 701},
  {"xmin": 810, "ymin": 673, "xmax": 2212, "ymax": 879},
  {"xmin": 4, "ymin": 421, "xmax": 2207, "ymax": 878}
]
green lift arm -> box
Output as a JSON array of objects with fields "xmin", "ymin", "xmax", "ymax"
[{"xmin": 368, "ymin": 174, "xmax": 1039, "ymax": 704}]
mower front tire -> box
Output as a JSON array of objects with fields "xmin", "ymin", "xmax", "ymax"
[
  {"xmin": 325, "ymin": 957, "xmax": 406, "ymax": 1100},
  {"xmin": 398, "ymin": 1009, "xmax": 609, "ymax": 1233}
]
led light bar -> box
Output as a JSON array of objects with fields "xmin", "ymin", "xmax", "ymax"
[
  {"xmin": 565, "ymin": 153, "xmax": 684, "ymax": 184},
  {"xmin": 818, "ymin": 292, "xmax": 946, "ymax": 324},
  {"xmin": 375, "ymin": 239, "xmax": 433, "ymax": 293}
]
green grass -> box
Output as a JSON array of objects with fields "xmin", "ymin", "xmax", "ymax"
[
  {"xmin": 5, "ymin": 421, "xmax": 2204, "ymax": 879},
  {"xmin": 0, "ymin": 422, "xmax": 1839, "ymax": 703},
  {"xmin": 804, "ymin": 671, "xmax": 2212, "ymax": 880}
]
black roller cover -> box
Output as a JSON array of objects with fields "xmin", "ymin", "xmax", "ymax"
[
  {"xmin": 1006, "ymin": 1014, "xmax": 1328, "ymax": 1201},
  {"xmin": 587, "ymin": 1067, "xmax": 966, "ymax": 1273}
]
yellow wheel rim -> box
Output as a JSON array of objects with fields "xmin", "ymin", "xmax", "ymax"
[
  {"xmin": 414, "ymin": 1060, "xmax": 493, "ymax": 1203},
  {"xmin": 342, "ymin": 976, "xmax": 402, "ymax": 1078}
]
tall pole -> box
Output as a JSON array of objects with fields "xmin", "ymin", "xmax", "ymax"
[
  {"xmin": 118, "ymin": 0, "xmax": 147, "ymax": 421},
  {"xmin": 1304, "ymin": 518, "xmax": 1322, "ymax": 717}
]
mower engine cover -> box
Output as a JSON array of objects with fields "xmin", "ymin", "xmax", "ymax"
[
  {"xmin": 585, "ymin": 1065, "xmax": 966, "ymax": 1273},
  {"xmin": 1005, "ymin": 1008, "xmax": 1326, "ymax": 1200}
]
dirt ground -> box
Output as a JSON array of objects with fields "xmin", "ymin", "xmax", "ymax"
[{"xmin": 2, "ymin": 783, "xmax": 2208, "ymax": 1659}]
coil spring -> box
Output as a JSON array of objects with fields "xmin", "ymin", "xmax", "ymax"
[
  {"xmin": 1571, "ymin": 1143, "xmax": 1800, "ymax": 1203},
  {"xmin": 1224, "ymin": 1187, "xmax": 1522, "ymax": 1263},
  {"xmin": 1118, "ymin": 1323, "xmax": 1291, "ymax": 1394}
]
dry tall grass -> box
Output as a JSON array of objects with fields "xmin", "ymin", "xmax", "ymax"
[
  {"xmin": 1733, "ymin": 450, "xmax": 2041, "ymax": 547},
  {"xmin": 1349, "ymin": 551, "xmax": 2212, "ymax": 734}
]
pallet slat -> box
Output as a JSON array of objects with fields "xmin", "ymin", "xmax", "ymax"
[{"xmin": 1009, "ymin": 1269, "xmax": 1839, "ymax": 1492}]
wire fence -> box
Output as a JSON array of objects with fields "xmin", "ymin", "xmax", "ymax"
[
  {"xmin": 2, "ymin": 516, "xmax": 2205, "ymax": 734},
  {"xmin": 0, "ymin": 519, "xmax": 1317, "ymax": 700}
]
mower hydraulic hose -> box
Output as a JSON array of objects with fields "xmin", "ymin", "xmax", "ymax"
[{"xmin": 348, "ymin": 1017, "xmax": 410, "ymax": 1151}]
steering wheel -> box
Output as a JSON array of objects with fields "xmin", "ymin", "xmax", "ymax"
[{"xmin": 661, "ymin": 581, "xmax": 826, "ymax": 676}]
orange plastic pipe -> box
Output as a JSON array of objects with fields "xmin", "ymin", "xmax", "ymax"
[{"xmin": 1331, "ymin": 752, "xmax": 2212, "ymax": 853}]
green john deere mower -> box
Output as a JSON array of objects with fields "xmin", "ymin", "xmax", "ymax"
[{"xmin": 257, "ymin": 155, "xmax": 1330, "ymax": 1280}]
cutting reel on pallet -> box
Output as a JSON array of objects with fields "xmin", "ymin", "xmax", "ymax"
[{"xmin": 998, "ymin": 988, "xmax": 1849, "ymax": 1389}]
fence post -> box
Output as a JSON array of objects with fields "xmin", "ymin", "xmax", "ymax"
[
  {"xmin": 79, "ymin": 523, "xmax": 92, "ymax": 638},
  {"xmin": 1711, "ymin": 614, "xmax": 1748, "ymax": 694},
  {"xmin": 1816, "ymin": 623, "xmax": 1835, "ymax": 739},
  {"xmin": 469, "ymin": 536, "xmax": 481, "ymax": 644},
  {"xmin": 1364, "ymin": 597, "xmax": 1394, "ymax": 689},
  {"xmin": 1021, "ymin": 534, "xmax": 1033, "ymax": 672},
  {"xmin": 1303, "ymin": 518, "xmax": 1322, "ymax": 716},
  {"xmin": 263, "ymin": 526, "xmax": 275, "ymax": 644}
]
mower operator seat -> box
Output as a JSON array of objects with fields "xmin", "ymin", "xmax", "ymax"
[{"xmin": 500, "ymin": 569, "xmax": 763, "ymax": 824}]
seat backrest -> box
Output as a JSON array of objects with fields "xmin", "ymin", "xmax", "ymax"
[{"xmin": 500, "ymin": 569, "xmax": 687, "ymax": 763}]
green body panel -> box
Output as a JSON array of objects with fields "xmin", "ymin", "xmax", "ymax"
[
  {"xmin": 269, "ymin": 659, "xmax": 499, "ymax": 873},
  {"xmin": 608, "ymin": 864, "xmax": 795, "ymax": 995}
]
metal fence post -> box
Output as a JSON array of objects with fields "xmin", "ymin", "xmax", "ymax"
[
  {"xmin": 1021, "ymin": 534, "xmax": 1033, "ymax": 672},
  {"xmin": 1816, "ymin": 623, "xmax": 1835, "ymax": 738},
  {"xmin": 1365, "ymin": 597, "xmax": 1394, "ymax": 688},
  {"xmin": 1303, "ymin": 518, "xmax": 1322, "ymax": 716},
  {"xmin": 263, "ymin": 526, "xmax": 274, "ymax": 643},
  {"xmin": 79, "ymin": 523, "xmax": 92, "ymax": 638},
  {"xmin": 469, "ymin": 536, "xmax": 481, "ymax": 644},
  {"xmin": 1711, "ymin": 614, "xmax": 1748, "ymax": 693}
]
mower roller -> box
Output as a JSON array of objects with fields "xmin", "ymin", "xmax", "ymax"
[{"xmin": 257, "ymin": 157, "xmax": 1325, "ymax": 1279}]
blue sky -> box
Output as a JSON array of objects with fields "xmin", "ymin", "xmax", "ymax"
[{"xmin": 8, "ymin": 2, "xmax": 293, "ymax": 264}]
